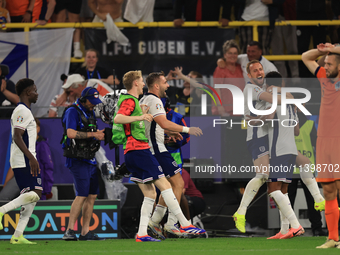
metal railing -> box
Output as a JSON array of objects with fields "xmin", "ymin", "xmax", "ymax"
[{"xmin": 4, "ymin": 20, "xmax": 340, "ymax": 62}]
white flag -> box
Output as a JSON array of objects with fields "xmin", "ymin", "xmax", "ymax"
[{"xmin": 0, "ymin": 28, "xmax": 74, "ymax": 117}]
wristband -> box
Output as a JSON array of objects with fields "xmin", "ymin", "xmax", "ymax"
[
  {"xmin": 26, "ymin": 10, "xmax": 32, "ymax": 14},
  {"xmin": 44, "ymin": 19, "xmax": 49, "ymax": 22},
  {"xmin": 182, "ymin": 126, "xmax": 189, "ymax": 133}
]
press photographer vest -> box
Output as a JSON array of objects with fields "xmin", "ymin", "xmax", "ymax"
[
  {"xmin": 61, "ymin": 104, "xmax": 100, "ymax": 159},
  {"xmin": 112, "ymin": 94, "xmax": 148, "ymax": 149}
]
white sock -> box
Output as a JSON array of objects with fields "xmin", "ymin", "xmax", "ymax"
[
  {"xmin": 73, "ymin": 42, "xmax": 80, "ymax": 50},
  {"xmin": 137, "ymin": 197, "xmax": 155, "ymax": 236},
  {"xmin": 237, "ymin": 174, "xmax": 267, "ymax": 215},
  {"xmin": 300, "ymin": 165, "xmax": 324, "ymax": 203},
  {"xmin": 150, "ymin": 204, "xmax": 167, "ymax": 224},
  {"xmin": 166, "ymin": 209, "xmax": 178, "ymax": 227},
  {"xmin": 0, "ymin": 192, "xmax": 40, "ymax": 214},
  {"xmin": 161, "ymin": 188, "xmax": 190, "ymax": 227},
  {"xmin": 269, "ymin": 190, "xmax": 300, "ymax": 229},
  {"xmin": 14, "ymin": 202, "xmax": 36, "ymax": 238},
  {"xmin": 279, "ymin": 193, "xmax": 290, "ymax": 234}
]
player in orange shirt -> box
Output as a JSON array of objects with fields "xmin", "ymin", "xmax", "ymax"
[{"xmin": 302, "ymin": 43, "xmax": 340, "ymax": 249}]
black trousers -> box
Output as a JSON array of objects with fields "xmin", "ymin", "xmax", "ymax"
[{"xmin": 288, "ymin": 178, "xmax": 322, "ymax": 231}]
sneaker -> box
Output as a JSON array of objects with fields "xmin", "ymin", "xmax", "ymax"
[
  {"xmin": 148, "ymin": 220, "xmax": 165, "ymax": 240},
  {"xmin": 280, "ymin": 225, "xmax": 305, "ymax": 239},
  {"xmin": 180, "ymin": 224, "xmax": 206, "ymax": 235},
  {"xmin": 164, "ymin": 223, "xmax": 187, "ymax": 238},
  {"xmin": 62, "ymin": 229, "xmax": 77, "ymax": 241},
  {"xmin": 79, "ymin": 231, "xmax": 105, "ymax": 241},
  {"xmin": 233, "ymin": 212, "xmax": 246, "ymax": 233},
  {"xmin": 136, "ymin": 234, "xmax": 161, "ymax": 242},
  {"xmin": 314, "ymin": 200, "xmax": 325, "ymax": 211},
  {"xmin": 267, "ymin": 232, "xmax": 284, "ymax": 239},
  {"xmin": 0, "ymin": 212, "xmax": 3, "ymax": 230},
  {"xmin": 10, "ymin": 235, "xmax": 36, "ymax": 244},
  {"xmin": 73, "ymin": 49, "xmax": 83, "ymax": 59},
  {"xmin": 316, "ymin": 239, "xmax": 340, "ymax": 248}
]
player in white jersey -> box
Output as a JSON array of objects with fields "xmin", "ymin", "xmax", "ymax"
[
  {"xmin": 263, "ymin": 72, "xmax": 304, "ymax": 239},
  {"xmin": 233, "ymin": 60, "xmax": 293, "ymax": 233},
  {"xmin": 140, "ymin": 71, "xmax": 203, "ymax": 238},
  {"xmin": 0, "ymin": 79, "xmax": 41, "ymax": 244}
]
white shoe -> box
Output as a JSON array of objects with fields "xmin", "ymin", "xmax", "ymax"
[
  {"xmin": 164, "ymin": 223, "xmax": 188, "ymax": 238},
  {"xmin": 147, "ymin": 220, "xmax": 165, "ymax": 240},
  {"xmin": 73, "ymin": 49, "xmax": 83, "ymax": 59},
  {"xmin": 316, "ymin": 239, "xmax": 340, "ymax": 248}
]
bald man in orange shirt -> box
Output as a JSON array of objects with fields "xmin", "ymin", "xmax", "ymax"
[{"xmin": 302, "ymin": 43, "xmax": 340, "ymax": 249}]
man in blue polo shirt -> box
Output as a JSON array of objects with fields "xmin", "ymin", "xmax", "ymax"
[{"xmin": 61, "ymin": 87, "xmax": 105, "ymax": 241}]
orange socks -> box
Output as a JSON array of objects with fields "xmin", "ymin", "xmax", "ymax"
[{"xmin": 325, "ymin": 198, "xmax": 339, "ymax": 241}]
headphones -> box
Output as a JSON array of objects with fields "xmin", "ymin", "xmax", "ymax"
[{"xmin": 79, "ymin": 85, "xmax": 97, "ymax": 104}]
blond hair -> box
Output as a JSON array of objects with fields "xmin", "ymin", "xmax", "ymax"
[
  {"xmin": 82, "ymin": 49, "xmax": 99, "ymax": 68},
  {"xmin": 222, "ymin": 39, "xmax": 240, "ymax": 55},
  {"xmin": 123, "ymin": 70, "xmax": 142, "ymax": 90}
]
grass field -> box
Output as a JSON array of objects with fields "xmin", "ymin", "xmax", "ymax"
[{"xmin": 0, "ymin": 237, "xmax": 339, "ymax": 255}]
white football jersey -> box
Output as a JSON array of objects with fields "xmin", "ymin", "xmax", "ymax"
[
  {"xmin": 10, "ymin": 103, "xmax": 37, "ymax": 168},
  {"xmin": 266, "ymin": 103, "xmax": 298, "ymax": 157},
  {"xmin": 244, "ymin": 82, "xmax": 268, "ymax": 141},
  {"xmin": 140, "ymin": 93, "xmax": 167, "ymax": 154}
]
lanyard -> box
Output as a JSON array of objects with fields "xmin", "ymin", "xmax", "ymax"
[
  {"xmin": 75, "ymin": 101, "xmax": 91, "ymax": 119},
  {"xmin": 87, "ymin": 69, "xmax": 101, "ymax": 79}
]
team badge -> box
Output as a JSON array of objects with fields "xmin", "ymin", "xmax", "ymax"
[
  {"xmin": 37, "ymin": 178, "xmax": 42, "ymax": 185},
  {"xmin": 155, "ymin": 103, "xmax": 162, "ymax": 110},
  {"xmin": 172, "ymin": 161, "xmax": 178, "ymax": 167},
  {"xmin": 158, "ymin": 166, "xmax": 163, "ymax": 172},
  {"xmin": 259, "ymin": 146, "xmax": 265, "ymax": 152},
  {"xmin": 17, "ymin": 116, "xmax": 23, "ymax": 123},
  {"xmin": 254, "ymin": 87, "xmax": 261, "ymax": 93},
  {"xmin": 335, "ymin": 81, "xmax": 340, "ymax": 91}
]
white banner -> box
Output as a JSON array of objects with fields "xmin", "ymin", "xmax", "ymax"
[{"xmin": 0, "ymin": 28, "xmax": 74, "ymax": 117}]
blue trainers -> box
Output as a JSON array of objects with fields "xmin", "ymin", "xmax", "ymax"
[
  {"xmin": 180, "ymin": 224, "xmax": 206, "ymax": 235},
  {"xmin": 136, "ymin": 234, "xmax": 161, "ymax": 242},
  {"xmin": 79, "ymin": 232, "xmax": 105, "ymax": 241}
]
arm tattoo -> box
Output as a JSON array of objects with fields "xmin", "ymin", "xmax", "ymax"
[{"xmin": 75, "ymin": 131, "xmax": 88, "ymax": 139}]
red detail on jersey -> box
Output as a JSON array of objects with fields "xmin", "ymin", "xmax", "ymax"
[{"xmin": 118, "ymin": 98, "xmax": 150, "ymax": 154}]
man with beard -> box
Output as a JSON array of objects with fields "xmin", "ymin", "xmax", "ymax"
[
  {"xmin": 140, "ymin": 71, "xmax": 203, "ymax": 239},
  {"xmin": 233, "ymin": 60, "xmax": 292, "ymax": 233},
  {"xmin": 0, "ymin": 79, "xmax": 41, "ymax": 244},
  {"xmin": 113, "ymin": 71, "xmax": 205, "ymax": 241},
  {"xmin": 302, "ymin": 43, "xmax": 340, "ymax": 249}
]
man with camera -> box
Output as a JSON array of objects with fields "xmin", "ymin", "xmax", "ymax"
[
  {"xmin": 61, "ymin": 87, "xmax": 105, "ymax": 241},
  {"xmin": 0, "ymin": 65, "xmax": 19, "ymax": 118}
]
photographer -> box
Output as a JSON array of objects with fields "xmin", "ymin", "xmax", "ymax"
[
  {"xmin": 61, "ymin": 87, "xmax": 105, "ymax": 241},
  {"xmin": 0, "ymin": 65, "xmax": 19, "ymax": 118}
]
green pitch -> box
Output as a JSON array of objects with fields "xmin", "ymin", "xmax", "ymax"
[{"xmin": 0, "ymin": 237, "xmax": 338, "ymax": 255}]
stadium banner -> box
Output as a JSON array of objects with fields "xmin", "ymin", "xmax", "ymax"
[
  {"xmin": 84, "ymin": 28, "xmax": 235, "ymax": 86},
  {"xmin": 0, "ymin": 200, "xmax": 120, "ymax": 240},
  {"xmin": 0, "ymin": 28, "xmax": 74, "ymax": 117}
]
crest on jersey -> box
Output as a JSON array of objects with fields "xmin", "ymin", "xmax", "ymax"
[
  {"xmin": 259, "ymin": 146, "xmax": 265, "ymax": 152},
  {"xmin": 17, "ymin": 116, "xmax": 23, "ymax": 123},
  {"xmin": 155, "ymin": 103, "xmax": 162, "ymax": 110},
  {"xmin": 158, "ymin": 166, "xmax": 163, "ymax": 172},
  {"xmin": 253, "ymin": 87, "xmax": 261, "ymax": 93},
  {"xmin": 37, "ymin": 178, "xmax": 42, "ymax": 185},
  {"xmin": 335, "ymin": 81, "xmax": 340, "ymax": 91}
]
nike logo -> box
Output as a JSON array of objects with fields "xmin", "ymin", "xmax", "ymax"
[{"xmin": 293, "ymin": 229, "xmax": 302, "ymax": 236}]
